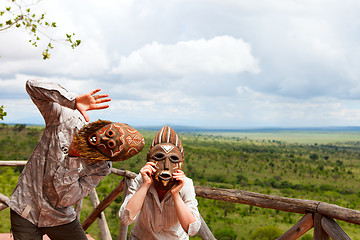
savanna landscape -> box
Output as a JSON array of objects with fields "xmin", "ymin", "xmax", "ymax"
[{"xmin": 0, "ymin": 124, "xmax": 360, "ymax": 239}]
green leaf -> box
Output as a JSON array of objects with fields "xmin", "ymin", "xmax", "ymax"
[
  {"xmin": 51, "ymin": 22, "xmax": 56, "ymax": 27},
  {"xmin": 0, "ymin": 105, "xmax": 7, "ymax": 120},
  {"xmin": 42, "ymin": 50, "xmax": 50, "ymax": 60}
]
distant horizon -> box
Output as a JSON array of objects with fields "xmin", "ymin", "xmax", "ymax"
[{"xmin": 3, "ymin": 121, "xmax": 360, "ymax": 132}]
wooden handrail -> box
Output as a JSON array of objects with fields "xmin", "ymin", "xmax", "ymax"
[
  {"xmin": 0, "ymin": 160, "xmax": 27, "ymax": 166},
  {"xmin": 194, "ymin": 186, "xmax": 360, "ymax": 226},
  {"xmin": 317, "ymin": 202, "xmax": 360, "ymax": 226},
  {"xmin": 0, "ymin": 193, "xmax": 9, "ymax": 206}
]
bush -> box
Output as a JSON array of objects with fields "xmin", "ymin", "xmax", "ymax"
[
  {"xmin": 250, "ymin": 226, "xmax": 282, "ymax": 240},
  {"xmin": 236, "ymin": 174, "xmax": 248, "ymax": 183},
  {"xmin": 309, "ymin": 153, "xmax": 319, "ymax": 161},
  {"xmin": 214, "ymin": 227, "xmax": 238, "ymax": 240},
  {"xmin": 208, "ymin": 174, "xmax": 227, "ymax": 183}
]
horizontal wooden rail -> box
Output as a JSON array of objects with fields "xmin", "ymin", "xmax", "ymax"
[
  {"xmin": 194, "ymin": 186, "xmax": 360, "ymax": 226},
  {"xmin": 0, "ymin": 161, "xmax": 27, "ymax": 166},
  {"xmin": 317, "ymin": 202, "xmax": 360, "ymax": 226},
  {"xmin": 195, "ymin": 186, "xmax": 319, "ymax": 214},
  {"xmin": 0, "ymin": 193, "xmax": 9, "ymax": 206},
  {"xmin": 110, "ymin": 168, "xmax": 137, "ymax": 179}
]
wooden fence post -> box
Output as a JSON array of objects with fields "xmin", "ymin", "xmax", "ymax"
[
  {"xmin": 89, "ymin": 188, "xmax": 112, "ymax": 240},
  {"xmin": 118, "ymin": 177, "xmax": 131, "ymax": 240},
  {"xmin": 321, "ymin": 216, "xmax": 352, "ymax": 240},
  {"xmin": 82, "ymin": 178, "xmax": 125, "ymax": 231},
  {"xmin": 75, "ymin": 199, "xmax": 83, "ymax": 220},
  {"xmin": 276, "ymin": 213, "xmax": 313, "ymax": 240},
  {"xmin": 198, "ymin": 214, "xmax": 216, "ymax": 240},
  {"xmin": 313, "ymin": 213, "xmax": 329, "ymax": 240}
]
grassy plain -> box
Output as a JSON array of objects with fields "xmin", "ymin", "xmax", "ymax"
[
  {"xmin": 202, "ymin": 130, "xmax": 360, "ymax": 144},
  {"xmin": 0, "ymin": 124, "xmax": 360, "ymax": 239}
]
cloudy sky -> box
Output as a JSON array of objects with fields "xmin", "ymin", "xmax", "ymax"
[{"xmin": 1, "ymin": 0, "xmax": 360, "ymax": 129}]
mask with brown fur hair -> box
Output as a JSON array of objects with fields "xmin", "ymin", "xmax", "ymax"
[{"xmin": 72, "ymin": 120, "xmax": 145, "ymax": 162}]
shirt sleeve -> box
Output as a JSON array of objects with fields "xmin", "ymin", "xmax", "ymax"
[
  {"xmin": 118, "ymin": 174, "xmax": 143, "ymax": 226},
  {"xmin": 181, "ymin": 177, "xmax": 201, "ymax": 236},
  {"xmin": 53, "ymin": 157, "xmax": 112, "ymax": 208},
  {"xmin": 25, "ymin": 79, "xmax": 79, "ymax": 126}
]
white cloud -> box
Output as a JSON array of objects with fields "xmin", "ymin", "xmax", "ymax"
[
  {"xmin": 2, "ymin": 0, "xmax": 360, "ymax": 128},
  {"xmin": 0, "ymin": 74, "xmax": 29, "ymax": 97},
  {"xmin": 111, "ymin": 36, "xmax": 260, "ymax": 77},
  {"xmin": 0, "ymin": 34, "xmax": 110, "ymax": 77}
]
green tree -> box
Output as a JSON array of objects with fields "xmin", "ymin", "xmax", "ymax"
[
  {"xmin": 309, "ymin": 153, "xmax": 319, "ymax": 161},
  {"xmin": 217, "ymin": 201, "xmax": 236, "ymax": 217},
  {"xmin": 0, "ymin": 0, "xmax": 81, "ymax": 59}
]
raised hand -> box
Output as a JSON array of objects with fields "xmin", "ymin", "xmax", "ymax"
[
  {"xmin": 75, "ymin": 89, "xmax": 111, "ymax": 122},
  {"xmin": 140, "ymin": 162, "xmax": 156, "ymax": 187},
  {"xmin": 170, "ymin": 170, "xmax": 185, "ymax": 196}
]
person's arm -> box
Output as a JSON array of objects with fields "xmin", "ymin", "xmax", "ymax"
[
  {"xmin": 118, "ymin": 175, "xmax": 142, "ymax": 225},
  {"xmin": 125, "ymin": 162, "xmax": 156, "ymax": 219},
  {"xmin": 170, "ymin": 170, "xmax": 197, "ymax": 233},
  {"xmin": 26, "ymin": 79, "xmax": 110, "ymax": 124},
  {"xmin": 26, "ymin": 79, "xmax": 78, "ymax": 125},
  {"xmin": 53, "ymin": 158, "xmax": 112, "ymax": 208}
]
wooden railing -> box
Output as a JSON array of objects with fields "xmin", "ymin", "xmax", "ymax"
[{"xmin": 1, "ymin": 160, "xmax": 359, "ymax": 240}]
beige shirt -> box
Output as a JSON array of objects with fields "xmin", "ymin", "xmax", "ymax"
[
  {"xmin": 7, "ymin": 79, "xmax": 111, "ymax": 227},
  {"xmin": 119, "ymin": 174, "xmax": 201, "ymax": 240}
]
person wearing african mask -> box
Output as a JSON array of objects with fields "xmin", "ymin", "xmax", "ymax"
[
  {"xmin": 119, "ymin": 126, "xmax": 201, "ymax": 240},
  {"xmin": 7, "ymin": 79, "xmax": 145, "ymax": 240}
]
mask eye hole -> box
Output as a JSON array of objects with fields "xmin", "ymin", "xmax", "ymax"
[
  {"xmin": 170, "ymin": 155, "xmax": 180, "ymax": 163},
  {"xmin": 153, "ymin": 153, "xmax": 165, "ymax": 161},
  {"xmin": 107, "ymin": 139, "xmax": 116, "ymax": 149},
  {"xmin": 88, "ymin": 133, "xmax": 98, "ymax": 146},
  {"xmin": 106, "ymin": 130, "xmax": 115, "ymax": 137}
]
